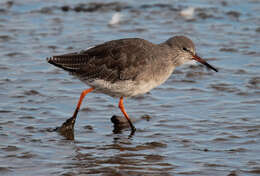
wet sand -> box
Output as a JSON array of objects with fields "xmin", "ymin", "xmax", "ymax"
[{"xmin": 0, "ymin": 0, "xmax": 260, "ymax": 175}]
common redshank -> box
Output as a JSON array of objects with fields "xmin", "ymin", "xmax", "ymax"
[{"xmin": 47, "ymin": 36, "xmax": 218, "ymax": 134}]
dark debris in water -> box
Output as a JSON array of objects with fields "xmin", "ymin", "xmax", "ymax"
[
  {"xmin": 219, "ymin": 47, "xmax": 238, "ymax": 52},
  {"xmin": 6, "ymin": 1, "xmax": 14, "ymax": 8},
  {"xmin": 0, "ymin": 35, "xmax": 12, "ymax": 42},
  {"xmin": 197, "ymin": 12, "xmax": 215, "ymax": 19},
  {"xmin": 0, "ymin": 9, "xmax": 7, "ymax": 13},
  {"xmin": 247, "ymin": 77, "xmax": 260, "ymax": 89},
  {"xmin": 226, "ymin": 11, "xmax": 241, "ymax": 19},
  {"xmin": 221, "ymin": 1, "xmax": 228, "ymax": 6},
  {"xmin": 196, "ymin": 8, "xmax": 218, "ymax": 19},
  {"xmin": 256, "ymin": 27, "xmax": 260, "ymax": 33},
  {"xmin": 23, "ymin": 90, "xmax": 41, "ymax": 96},
  {"xmin": 83, "ymin": 125, "xmax": 93, "ymax": 131},
  {"xmin": 140, "ymin": 3, "xmax": 177, "ymax": 11},
  {"xmin": 61, "ymin": 2, "xmax": 131, "ymax": 13},
  {"xmin": 227, "ymin": 170, "xmax": 237, "ymax": 176},
  {"xmin": 0, "ymin": 167, "xmax": 12, "ymax": 173},
  {"xmin": 141, "ymin": 114, "xmax": 152, "ymax": 121},
  {"xmin": 210, "ymin": 83, "xmax": 240, "ymax": 93},
  {"xmin": 33, "ymin": 2, "xmax": 180, "ymax": 14},
  {"xmin": 2, "ymin": 145, "xmax": 19, "ymax": 152}
]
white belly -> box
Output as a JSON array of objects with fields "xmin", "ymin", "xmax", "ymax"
[
  {"xmin": 80, "ymin": 64, "xmax": 175, "ymax": 97},
  {"xmin": 85, "ymin": 79, "xmax": 159, "ymax": 97}
]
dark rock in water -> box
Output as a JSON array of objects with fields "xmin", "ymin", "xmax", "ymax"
[
  {"xmin": 23, "ymin": 90, "xmax": 40, "ymax": 96},
  {"xmin": 141, "ymin": 114, "xmax": 151, "ymax": 121},
  {"xmin": 140, "ymin": 3, "xmax": 176, "ymax": 11},
  {"xmin": 221, "ymin": 1, "xmax": 228, "ymax": 6},
  {"xmin": 38, "ymin": 7, "xmax": 53, "ymax": 14},
  {"xmin": 197, "ymin": 12, "xmax": 214, "ymax": 19},
  {"xmin": 61, "ymin": 5, "xmax": 70, "ymax": 12},
  {"xmin": 256, "ymin": 27, "xmax": 260, "ymax": 33},
  {"xmin": 110, "ymin": 115, "xmax": 136, "ymax": 137},
  {"xmin": 83, "ymin": 125, "xmax": 93, "ymax": 130},
  {"xmin": 219, "ymin": 47, "xmax": 238, "ymax": 52},
  {"xmin": 6, "ymin": 1, "xmax": 14, "ymax": 8},
  {"xmin": 227, "ymin": 170, "xmax": 237, "ymax": 176},
  {"xmin": 57, "ymin": 2, "xmax": 178, "ymax": 13},
  {"xmin": 111, "ymin": 115, "xmax": 132, "ymax": 134},
  {"xmin": 73, "ymin": 2, "xmax": 131, "ymax": 13},
  {"xmin": 248, "ymin": 77, "xmax": 260, "ymax": 89},
  {"xmin": 0, "ymin": 35, "xmax": 12, "ymax": 42},
  {"xmin": 35, "ymin": 2, "xmax": 131, "ymax": 14},
  {"xmin": 111, "ymin": 115, "xmax": 128, "ymax": 126},
  {"xmin": 226, "ymin": 11, "xmax": 241, "ymax": 18},
  {"xmin": 0, "ymin": 166, "xmax": 12, "ymax": 173},
  {"xmin": 0, "ymin": 9, "xmax": 7, "ymax": 13}
]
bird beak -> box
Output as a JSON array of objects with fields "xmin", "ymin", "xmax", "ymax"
[{"xmin": 192, "ymin": 54, "xmax": 218, "ymax": 72}]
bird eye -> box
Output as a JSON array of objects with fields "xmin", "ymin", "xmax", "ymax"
[{"xmin": 183, "ymin": 47, "xmax": 188, "ymax": 51}]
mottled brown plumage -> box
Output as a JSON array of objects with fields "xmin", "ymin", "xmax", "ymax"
[{"xmin": 48, "ymin": 38, "xmax": 167, "ymax": 83}]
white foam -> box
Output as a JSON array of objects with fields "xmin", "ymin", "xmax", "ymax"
[
  {"xmin": 109, "ymin": 12, "xmax": 122, "ymax": 25},
  {"xmin": 180, "ymin": 7, "xmax": 195, "ymax": 20}
]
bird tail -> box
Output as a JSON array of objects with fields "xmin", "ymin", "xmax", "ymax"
[{"xmin": 46, "ymin": 56, "xmax": 78, "ymax": 72}]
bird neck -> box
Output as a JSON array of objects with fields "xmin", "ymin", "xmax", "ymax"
[{"xmin": 159, "ymin": 42, "xmax": 188, "ymax": 68}]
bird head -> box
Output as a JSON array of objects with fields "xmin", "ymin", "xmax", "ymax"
[{"xmin": 166, "ymin": 36, "xmax": 218, "ymax": 72}]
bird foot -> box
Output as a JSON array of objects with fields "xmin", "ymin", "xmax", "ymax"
[{"xmin": 54, "ymin": 116, "xmax": 76, "ymax": 140}]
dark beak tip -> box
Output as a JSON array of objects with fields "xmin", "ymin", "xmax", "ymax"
[
  {"xmin": 206, "ymin": 64, "xmax": 218, "ymax": 72},
  {"xmin": 192, "ymin": 54, "xmax": 218, "ymax": 73},
  {"xmin": 209, "ymin": 65, "xmax": 218, "ymax": 72},
  {"xmin": 202, "ymin": 62, "xmax": 218, "ymax": 73}
]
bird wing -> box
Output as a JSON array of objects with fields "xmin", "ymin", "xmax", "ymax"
[{"xmin": 47, "ymin": 38, "xmax": 156, "ymax": 83}]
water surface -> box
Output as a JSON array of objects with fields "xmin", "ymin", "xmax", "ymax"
[{"xmin": 0, "ymin": 0, "xmax": 260, "ymax": 175}]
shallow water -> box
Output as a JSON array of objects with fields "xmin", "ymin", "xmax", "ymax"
[{"xmin": 0, "ymin": 0, "xmax": 260, "ymax": 175}]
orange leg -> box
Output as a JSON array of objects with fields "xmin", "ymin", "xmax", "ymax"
[
  {"xmin": 118, "ymin": 97, "xmax": 136, "ymax": 132},
  {"xmin": 72, "ymin": 88, "xmax": 94, "ymax": 118}
]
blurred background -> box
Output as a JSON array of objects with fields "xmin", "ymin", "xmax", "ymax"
[{"xmin": 0, "ymin": 0, "xmax": 260, "ymax": 175}]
